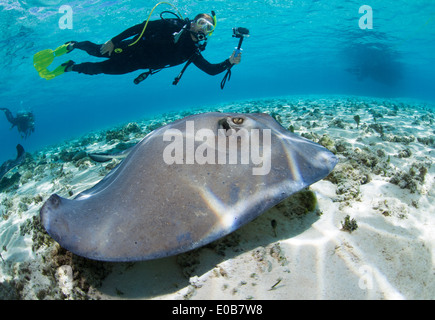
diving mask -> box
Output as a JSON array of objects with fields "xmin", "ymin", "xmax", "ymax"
[{"xmin": 195, "ymin": 18, "xmax": 215, "ymax": 35}]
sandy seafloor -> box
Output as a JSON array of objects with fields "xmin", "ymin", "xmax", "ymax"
[{"xmin": 0, "ymin": 95, "xmax": 434, "ymax": 300}]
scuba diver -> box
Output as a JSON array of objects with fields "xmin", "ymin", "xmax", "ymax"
[
  {"xmin": 34, "ymin": 10, "xmax": 242, "ymax": 85},
  {"xmin": 0, "ymin": 108, "xmax": 35, "ymax": 139}
]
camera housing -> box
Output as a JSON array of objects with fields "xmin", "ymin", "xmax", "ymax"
[{"xmin": 233, "ymin": 27, "xmax": 250, "ymax": 38}]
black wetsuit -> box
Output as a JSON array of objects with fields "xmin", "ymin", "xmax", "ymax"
[{"xmin": 72, "ymin": 19, "xmax": 232, "ymax": 76}]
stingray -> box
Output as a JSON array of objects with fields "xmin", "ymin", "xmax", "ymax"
[
  {"xmin": 40, "ymin": 113, "xmax": 338, "ymax": 262},
  {"xmin": 0, "ymin": 144, "xmax": 25, "ymax": 181}
]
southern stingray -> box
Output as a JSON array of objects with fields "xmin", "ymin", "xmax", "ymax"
[{"xmin": 40, "ymin": 113, "xmax": 338, "ymax": 262}]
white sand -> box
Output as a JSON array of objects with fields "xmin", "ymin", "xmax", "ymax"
[{"xmin": 0, "ymin": 95, "xmax": 434, "ymax": 300}]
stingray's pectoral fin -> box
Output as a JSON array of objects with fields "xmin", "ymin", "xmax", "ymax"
[
  {"xmin": 40, "ymin": 194, "xmax": 74, "ymax": 241},
  {"xmin": 40, "ymin": 194, "xmax": 62, "ymax": 226}
]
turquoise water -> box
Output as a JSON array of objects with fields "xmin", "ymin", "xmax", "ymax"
[{"xmin": 1, "ymin": 0, "xmax": 434, "ymax": 163}]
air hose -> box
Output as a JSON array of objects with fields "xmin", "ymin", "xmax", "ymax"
[{"xmin": 128, "ymin": 1, "xmax": 184, "ymax": 47}]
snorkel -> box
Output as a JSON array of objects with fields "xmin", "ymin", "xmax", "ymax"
[{"xmin": 209, "ymin": 11, "xmax": 217, "ymax": 37}]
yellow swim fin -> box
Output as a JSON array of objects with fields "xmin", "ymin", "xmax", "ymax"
[
  {"xmin": 37, "ymin": 61, "xmax": 74, "ymax": 80},
  {"xmin": 33, "ymin": 42, "xmax": 74, "ymax": 80}
]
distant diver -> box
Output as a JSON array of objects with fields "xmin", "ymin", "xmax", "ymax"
[
  {"xmin": 33, "ymin": 8, "xmax": 241, "ymax": 85},
  {"xmin": 0, "ymin": 108, "xmax": 35, "ymax": 139},
  {"xmin": 0, "ymin": 144, "xmax": 25, "ymax": 181}
]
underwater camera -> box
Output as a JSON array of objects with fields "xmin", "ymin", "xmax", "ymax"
[
  {"xmin": 232, "ymin": 27, "xmax": 249, "ymax": 58},
  {"xmin": 220, "ymin": 27, "xmax": 250, "ymax": 90},
  {"xmin": 233, "ymin": 27, "xmax": 250, "ymax": 39}
]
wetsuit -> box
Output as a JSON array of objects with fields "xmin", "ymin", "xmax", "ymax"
[{"xmin": 72, "ymin": 19, "xmax": 232, "ymax": 76}]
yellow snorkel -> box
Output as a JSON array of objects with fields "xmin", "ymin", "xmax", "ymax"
[{"xmin": 208, "ymin": 10, "xmax": 217, "ymax": 37}]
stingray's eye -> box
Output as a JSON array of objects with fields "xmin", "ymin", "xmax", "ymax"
[{"xmin": 232, "ymin": 117, "xmax": 244, "ymax": 125}]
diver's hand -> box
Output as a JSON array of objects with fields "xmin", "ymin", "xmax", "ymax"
[
  {"xmin": 101, "ymin": 40, "xmax": 114, "ymax": 56},
  {"xmin": 229, "ymin": 51, "xmax": 242, "ymax": 65}
]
